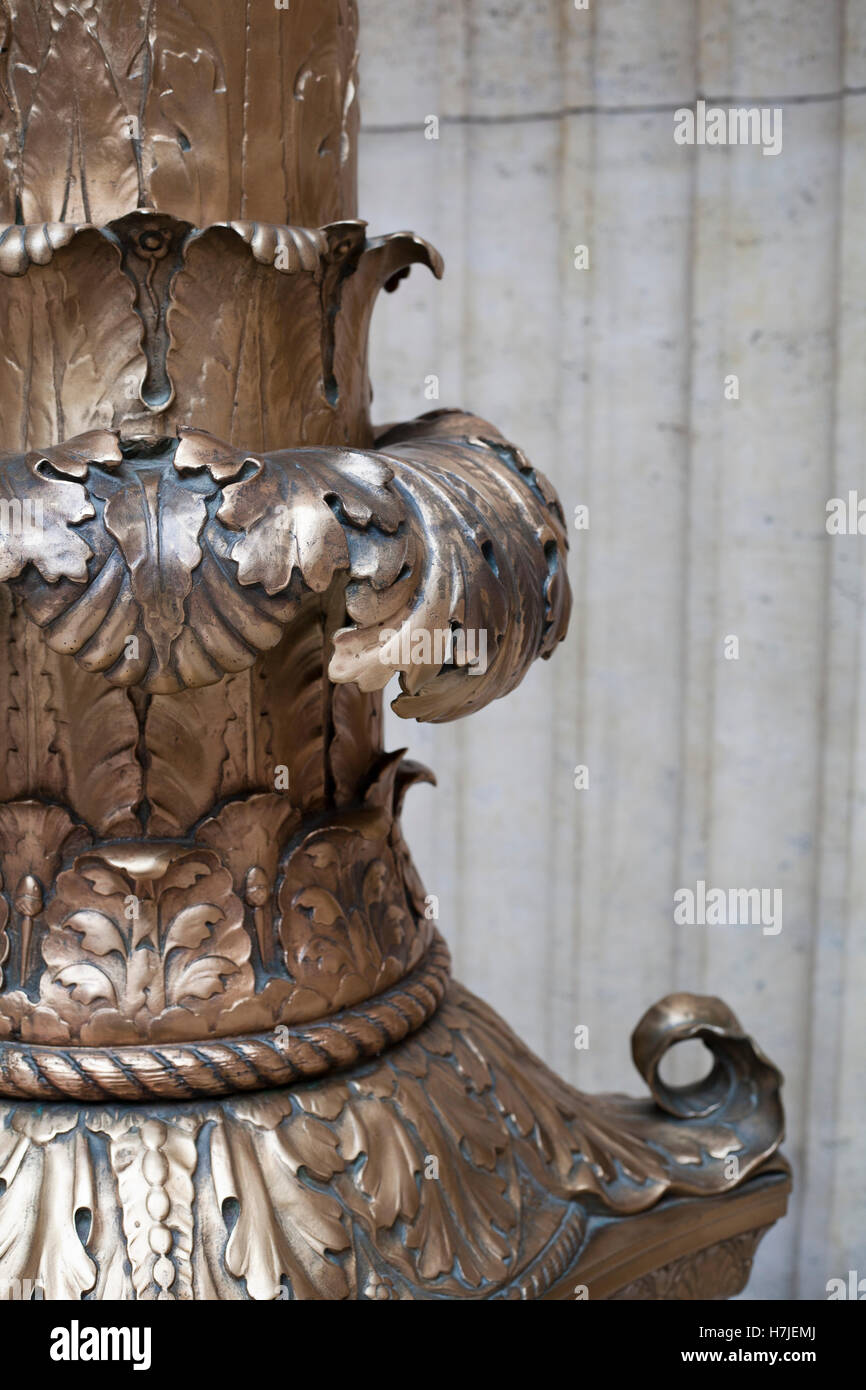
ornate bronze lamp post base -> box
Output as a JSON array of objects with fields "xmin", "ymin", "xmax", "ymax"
[
  {"xmin": 0, "ymin": 0, "xmax": 787, "ymax": 1299},
  {"xmin": 0, "ymin": 978, "xmax": 788, "ymax": 1300}
]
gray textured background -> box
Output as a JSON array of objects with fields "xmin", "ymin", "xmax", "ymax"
[{"xmin": 357, "ymin": 0, "xmax": 866, "ymax": 1299}]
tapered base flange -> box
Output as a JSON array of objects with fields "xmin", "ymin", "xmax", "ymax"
[{"xmin": 0, "ymin": 980, "xmax": 787, "ymax": 1299}]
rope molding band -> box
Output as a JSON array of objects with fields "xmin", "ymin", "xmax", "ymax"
[{"xmin": 0, "ymin": 933, "xmax": 452, "ymax": 1102}]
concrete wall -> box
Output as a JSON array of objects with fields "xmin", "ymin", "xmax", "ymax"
[{"xmin": 358, "ymin": 0, "xmax": 866, "ymax": 1300}]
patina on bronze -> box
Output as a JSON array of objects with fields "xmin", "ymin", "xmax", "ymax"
[{"xmin": 0, "ymin": 0, "xmax": 788, "ymax": 1299}]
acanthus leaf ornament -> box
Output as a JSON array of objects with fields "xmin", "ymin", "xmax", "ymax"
[{"xmin": 0, "ymin": 416, "xmax": 569, "ymax": 715}]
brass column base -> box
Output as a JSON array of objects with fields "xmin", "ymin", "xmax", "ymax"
[{"xmin": 0, "ymin": 980, "xmax": 787, "ymax": 1300}]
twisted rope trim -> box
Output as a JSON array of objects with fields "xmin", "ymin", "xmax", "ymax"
[{"xmin": 0, "ymin": 933, "xmax": 451, "ymax": 1102}]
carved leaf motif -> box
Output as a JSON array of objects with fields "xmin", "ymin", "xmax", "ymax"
[
  {"xmin": 14, "ymin": 450, "xmax": 305, "ymax": 694},
  {"xmin": 63, "ymin": 910, "xmax": 127, "ymax": 959},
  {"xmin": 143, "ymin": 683, "xmax": 236, "ymax": 837},
  {"xmin": 217, "ymin": 447, "xmax": 402, "ymax": 595},
  {"xmin": 35, "ymin": 847, "xmax": 253, "ymax": 1043},
  {"xmin": 0, "ymin": 5, "xmax": 45, "ymax": 220},
  {"xmin": 169, "ymin": 946, "xmax": 237, "ymax": 1005},
  {"xmin": 0, "ymin": 804, "xmax": 88, "ymax": 889},
  {"xmin": 90, "ymin": 3, "xmax": 148, "ymax": 124},
  {"xmin": 327, "ymin": 1048, "xmax": 519, "ymax": 1293},
  {"xmin": 210, "ymin": 1115, "xmax": 349, "ymax": 1301},
  {"xmin": 159, "ymin": 869, "xmax": 250, "ymax": 1015},
  {"xmin": 0, "ymin": 431, "xmax": 119, "ymax": 588},
  {"xmin": 196, "ymin": 795, "xmax": 300, "ymax": 897},
  {"xmin": 163, "ymin": 231, "xmax": 329, "ymax": 449},
  {"xmin": 296, "ymin": 887, "xmax": 343, "ymax": 928},
  {"xmin": 17, "ymin": 9, "xmax": 140, "ymax": 224},
  {"xmin": 0, "ymin": 581, "xmax": 141, "ymax": 840},
  {"xmin": 330, "ymin": 420, "xmax": 571, "ymax": 721},
  {"xmin": 78, "ymin": 863, "xmax": 130, "ymax": 899},
  {"xmin": 0, "ymin": 222, "xmax": 83, "ymax": 274},
  {"xmin": 34, "ymin": 431, "xmax": 125, "ymax": 480},
  {"xmin": 0, "ymin": 454, "xmax": 94, "ymax": 584},
  {"xmin": 0, "ymin": 1123, "xmax": 96, "ymax": 1299},
  {"xmin": 443, "ymin": 987, "xmax": 783, "ymax": 1211},
  {"xmin": 450, "ymin": 990, "xmax": 663, "ymax": 1201},
  {"xmin": 0, "ymin": 601, "xmax": 65, "ymax": 803},
  {"xmin": 278, "ymin": 808, "xmax": 424, "ymax": 1021},
  {"xmin": 394, "ymin": 1071, "xmax": 514, "ymax": 1285},
  {"xmin": 330, "ymin": 231, "xmax": 443, "ymax": 428},
  {"xmin": 142, "ymin": 605, "xmax": 323, "ymax": 835},
  {"xmin": 340, "ymin": 1099, "xmax": 421, "ymax": 1229},
  {"xmin": 0, "ymin": 231, "xmax": 141, "ymax": 447},
  {"xmin": 163, "ymin": 904, "xmax": 216, "ymax": 954},
  {"xmin": 174, "ymin": 428, "xmax": 257, "ymax": 483},
  {"xmin": 0, "ymin": 801, "xmax": 90, "ymax": 997},
  {"xmin": 329, "ymin": 682, "xmax": 382, "ymax": 804},
  {"xmin": 103, "ymin": 473, "xmax": 208, "ymax": 670},
  {"xmin": 253, "ymin": 605, "xmax": 328, "ymax": 815},
  {"xmin": 287, "ymin": 0, "xmax": 359, "ymax": 223},
  {"xmin": 47, "ymin": 655, "xmax": 143, "ymax": 838},
  {"xmin": 54, "ymin": 961, "xmax": 117, "ymax": 1008},
  {"xmin": 0, "ymin": 0, "xmax": 360, "ymax": 226},
  {"xmin": 143, "ymin": 4, "xmax": 230, "ymax": 226}
]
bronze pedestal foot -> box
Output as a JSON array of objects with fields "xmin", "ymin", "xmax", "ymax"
[
  {"xmin": 0, "ymin": 979, "xmax": 787, "ymax": 1300},
  {"xmin": 0, "ymin": 0, "xmax": 787, "ymax": 1300}
]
